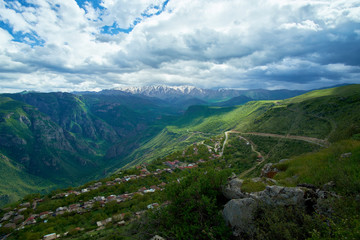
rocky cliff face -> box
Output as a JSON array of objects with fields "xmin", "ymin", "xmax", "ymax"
[{"xmin": 222, "ymin": 165, "xmax": 339, "ymax": 238}]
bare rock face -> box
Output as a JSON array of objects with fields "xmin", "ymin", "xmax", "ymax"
[
  {"xmin": 222, "ymin": 178, "xmax": 247, "ymax": 200},
  {"xmin": 223, "ymin": 184, "xmax": 307, "ymax": 237},
  {"xmin": 223, "ymin": 198, "xmax": 258, "ymax": 237},
  {"xmin": 252, "ymin": 186, "xmax": 305, "ymax": 206}
]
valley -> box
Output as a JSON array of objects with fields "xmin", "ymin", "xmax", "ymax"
[{"xmin": 0, "ymin": 84, "xmax": 360, "ymax": 240}]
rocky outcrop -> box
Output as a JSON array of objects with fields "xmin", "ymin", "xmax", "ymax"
[
  {"xmin": 222, "ymin": 177, "xmax": 247, "ymax": 200},
  {"xmin": 223, "ymin": 198, "xmax": 258, "ymax": 237},
  {"xmin": 222, "ymin": 177, "xmax": 339, "ymax": 237},
  {"xmin": 252, "ymin": 185, "xmax": 305, "ymax": 206}
]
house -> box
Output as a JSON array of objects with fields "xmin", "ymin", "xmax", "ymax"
[
  {"xmin": 96, "ymin": 218, "xmax": 112, "ymax": 227},
  {"xmin": 13, "ymin": 215, "xmax": 24, "ymax": 223},
  {"xmin": 18, "ymin": 207, "xmax": 27, "ymax": 213},
  {"xmin": 106, "ymin": 195, "xmax": 117, "ymax": 202},
  {"xmin": 3, "ymin": 223, "xmax": 16, "ymax": 229},
  {"xmin": 19, "ymin": 202, "xmax": 31, "ymax": 208},
  {"xmin": 112, "ymin": 213, "xmax": 126, "ymax": 221},
  {"xmin": 24, "ymin": 216, "xmax": 36, "ymax": 225},
  {"xmin": 94, "ymin": 196, "xmax": 105, "ymax": 202},
  {"xmin": 56, "ymin": 206, "xmax": 68, "ymax": 212},
  {"xmin": 39, "ymin": 211, "xmax": 50, "ymax": 219},
  {"xmin": 81, "ymin": 188, "xmax": 89, "ymax": 193},
  {"xmin": 138, "ymin": 187, "xmax": 147, "ymax": 192},
  {"xmin": 164, "ymin": 160, "xmax": 180, "ymax": 168},
  {"xmin": 150, "ymin": 185, "xmax": 160, "ymax": 191},
  {"xmin": 43, "ymin": 233, "xmax": 57, "ymax": 240}
]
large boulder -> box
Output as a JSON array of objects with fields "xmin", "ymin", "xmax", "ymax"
[
  {"xmin": 223, "ymin": 198, "xmax": 258, "ymax": 237},
  {"xmin": 223, "ymin": 186, "xmax": 307, "ymax": 237},
  {"xmin": 222, "ymin": 178, "xmax": 248, "ymax": 200},
  {"xmin": 253, "ymin": 186, "xmax": 305, "ymax": 206}
]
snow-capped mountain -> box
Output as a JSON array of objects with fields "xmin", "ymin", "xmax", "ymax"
[
  {"xmin": 106, "ymin": 85, "xmax": 308, "ymax": 102},
  {"xmin": 115, "ymin": 85, "xmax": 207, "ymax": 99}
]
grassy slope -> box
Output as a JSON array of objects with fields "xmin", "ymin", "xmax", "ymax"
[
  {"xmin": 123, "ymin": 84, "xmax": 360, "ymax": 168},
  {"xmin": 274, "ymin": 139, "xmax": 360, "ymax": 194},
  {"xmin": 0, "ymin": 153, "xmax": 55, "ymax": 206},
  {"xmin": 122, "ymin": 101, "xmax": 275, "ymax": 167},
  {"xmin": 235, "ymin": 84, "xmax": 360, "ymax": 141}
]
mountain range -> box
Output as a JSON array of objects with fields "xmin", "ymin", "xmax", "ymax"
[
  {"xmin": 0, "ymin": 84, "xmax": 354, "ymax": 206},
  {"xmin": 1, "ymin": 84, "xmax": 360, "ymax": 239}
]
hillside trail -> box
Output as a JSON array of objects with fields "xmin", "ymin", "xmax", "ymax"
[
  {"xmin": 221, "ymin": 129, "xmax": 329, "ymax": 178},
  {"xmin": 221, "ymin": 131, "xmax": 264, "ymax": 178}
]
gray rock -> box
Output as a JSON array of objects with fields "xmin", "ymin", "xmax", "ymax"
[
  {"xmin": 278, "ymin": 159, "xmax": 289, "ymax": 163},
  {"xmin": 340, "ymin": 152, "xmax": 352, "ymax": 158},
  {"xmin": 222, "ymin": 178, "xmax": 247, "ymax": 200},
  {"xmin": 253, "ymin": 186, "xmax": 305, "ymax": 206},
  {"xmin": 322, "ymin": 181, "xmax": 335, "ymax": 191},
  {"xmin": 150, "ymin": 235, "xmax": 165, "ymax": 240},
  {"xmin": 223, "ymin": 198, "xmax": 258, "ymax": 237}
]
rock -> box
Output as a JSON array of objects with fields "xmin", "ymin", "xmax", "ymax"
[
  {"xmin": 252, "ymin": 186, "xmax": 305, "ymax": 206},
  {"xmin": 261, "ymin": 163, "xmax": 279, "ymax": 178},
  {"xmin": 340, "ymin": 152, "xmax": 352, "ymax": 158},
  {"xmin": 297, "ymin": 183, "xmax": 317, "ymax": 190},
  {"xmin": 322, "ymin": 181, "xmax": 335, "ymax": 191},
  {"xmin": 223, "ymin": 198, "xmax": 258, "ymax": 237},
  {"xmin": 150, "ymin": 235, "xmax": 165, "ymax": 240},
  {"xmin": 117, "ymin": 220, "xmax": 126, "ymax": 226},
  {"xmin": 278, "ymin": 159, "xmax": 289, "ymax": 163},
  {"xmin": 228, "ymin": 172, "xmax": 237, "ymax": 180},
  {"xmin": 222, "ymin": 178, "xmax": 247, "ymax": 200}
]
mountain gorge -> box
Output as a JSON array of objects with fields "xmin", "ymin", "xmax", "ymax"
[
  {"xmin": 0, "ymin": 84, "xmax": 360, "ymax": 239},
  {"xmin": 0, "ymin": 85, "xmax": 357, "ymax": 206}
]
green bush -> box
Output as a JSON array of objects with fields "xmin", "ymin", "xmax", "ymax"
[{"xmin": 139, "ymin": 169, "xmax": 232, "ymax": 240}]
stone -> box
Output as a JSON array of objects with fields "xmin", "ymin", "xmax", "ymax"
[
  {"xmin": 223, "ymin": 198, "xmax": 258, "ymax": 236},
  {"xmin": 222, "ymin": 178, "xmax": 247, "ymax": 200},
  {"xmin": 117, "ymin": 220, "xmax": 126, "ymax": 226},
  {"xmin": 150, "ymin": 235, "xmax": 165, "ymax": 240},
  {"xmin": 340, "ymin": 152, "xmax": 352, "ymax": 158},
  {"xmin": 261, "ymin": 163, "xmax": 279, "ymax": 178},
  {"xmin": 297, "ymin": 183, "xmax": 317, "ymax": 190},
  {"xmin": 253, "ymin": 186, "xmax": 305, "ymax": 206},
  {"xmin": 322, "ymin": 181, "xmax": 335, "ymax": 191}
]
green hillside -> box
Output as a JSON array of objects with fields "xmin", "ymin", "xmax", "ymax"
[
  {"xmin": 1, "ymin": 84, "xmax": 360, "ymax": 208},
  {"xmin": 1, "ymin": 84, "xmax": 360, "ymax": 240},
  {"xmin": 0, "ymin": 153, "xmax": 55, "ymax": 206}
]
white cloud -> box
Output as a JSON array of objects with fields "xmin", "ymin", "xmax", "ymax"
[{"xmin": 0, "ymin": 0, "xmax": 359, "ymax": 92}]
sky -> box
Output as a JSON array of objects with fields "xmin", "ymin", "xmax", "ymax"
[{"xmin": 0, "ymin": 0, "xmax": 359, "ymax": 93}]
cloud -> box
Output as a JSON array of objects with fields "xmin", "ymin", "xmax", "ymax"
[{"xmin": 0, "ymin": 0, "xmax": 359, "ymax": 92}]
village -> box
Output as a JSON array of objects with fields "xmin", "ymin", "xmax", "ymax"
[
  {"xmin": 0, "ymin": 136, "xmax": 230, "ymax": 240},
  {"xmin": 0, "ymin": 155, "xmax": 212, "ymax": 240}
]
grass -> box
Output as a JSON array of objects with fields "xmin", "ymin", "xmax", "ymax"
[
  {"xmin": 0, "ymin": 153, "xmax": 56, "ymax": 206},
  {"xmin": 274, "ymin": 140, "xmax": 360, "ymax": 195},
  {"xmin": 241, "ymin": 179, "xmax": 267, "ymax": 193}
]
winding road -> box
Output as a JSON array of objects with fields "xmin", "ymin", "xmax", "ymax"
[{"xmin": 219, "ymin": 130, "xmax": 329, "ymax": 178}]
